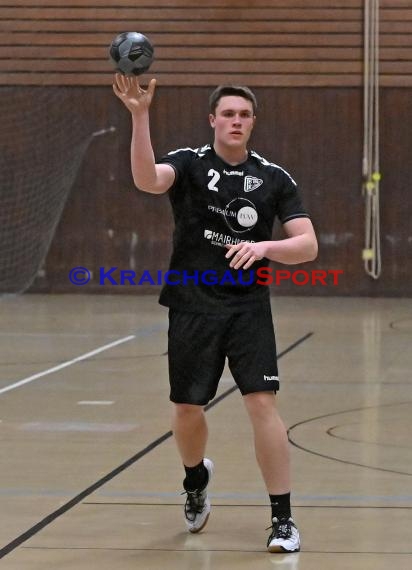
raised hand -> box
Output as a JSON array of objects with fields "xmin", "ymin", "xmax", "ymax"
[{"xmin": 112, "ymin": 73, "xmax": 157, "ymax": 115}]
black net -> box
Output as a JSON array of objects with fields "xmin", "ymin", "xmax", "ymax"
[{"xmin": 0, "ymin": 87, "xmax": 95, "ymax": 294}]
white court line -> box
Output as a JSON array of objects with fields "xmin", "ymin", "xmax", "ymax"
[{"xmin": 0, "ymin": 335, "xmax": 135, "ymax": 397}]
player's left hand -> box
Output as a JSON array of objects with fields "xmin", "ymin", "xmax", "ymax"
[{"xmin": 225, "ymin": 242, "xmax": 266, "ymax": 270}]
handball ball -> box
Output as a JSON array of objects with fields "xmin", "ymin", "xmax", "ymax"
[{"xmin": 109, "ymin": 32, "xmax": 154, "ymax": 76}]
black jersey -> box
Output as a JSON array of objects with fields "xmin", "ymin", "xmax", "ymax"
[{"xmin": 157, "ymin": 144, "xmax": 309, "ymax": 313}]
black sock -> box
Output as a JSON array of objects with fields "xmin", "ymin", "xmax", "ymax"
[
  {"xmin": 269, "ymin": 492, "xmax": 291, "ymax": 520},
  {"xmin": 183, "ymin": 460, "xmax": 208, "ymax": 491}
]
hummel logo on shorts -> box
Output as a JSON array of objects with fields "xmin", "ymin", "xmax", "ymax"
[{"xmin": 264, "ymin": 375, "xmax": 279, "ymax": 382}]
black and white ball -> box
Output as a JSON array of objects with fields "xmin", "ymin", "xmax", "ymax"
[{"xmin": 109, "ymin": 32, "xmax": 154, "ymax": 76}]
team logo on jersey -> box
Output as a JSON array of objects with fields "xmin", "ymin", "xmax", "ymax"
[
  {"xmin": 244, "ymin": 175, "xmax": 263, "ymax": 192},
  {"xmin": 223, "ymin": 197, "xmax": 258, "ymax": 233}
]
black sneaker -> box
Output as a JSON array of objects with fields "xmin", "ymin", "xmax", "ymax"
[
  {"xmin": 182, "ymin": 458, "xmax": 214, "ymax": 533},
  {"xmin": 267, "ymin": 516, "xmax": 301, "ymax": 553}
]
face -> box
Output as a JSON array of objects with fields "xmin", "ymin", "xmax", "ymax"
[{"xmin": 209, "ymin": 95, "xmax": 256, "ymax": 150}]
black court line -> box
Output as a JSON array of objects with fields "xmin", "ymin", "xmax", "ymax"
[
  {"xmin": 288, "ymin": 400, "xmax": 412, "ymax": 477},
  {"xmin": 20, "ymin": 546, "xmax": 412, "ymax": 555},
  {"xmin": 389, "ymin": 318, "xmax": 412, "ymax": 332},
  {"xmin": 83, "ymin": 502, "xmax": 412, "ymax": 510},
  {"xmin": 0, "ymin": 331, "xmax": 312, "ymax": 560},
  {"xmin": 326, "ymin": 423, "xmax": 412, "ymax": 451}
]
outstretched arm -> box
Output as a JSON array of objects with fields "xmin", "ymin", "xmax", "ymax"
[{"xmin": 112, "ymin": 73, "xmax": 175, "ymax": 194}]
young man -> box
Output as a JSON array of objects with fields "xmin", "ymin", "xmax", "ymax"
[{"xmin": 113, "ymin": 74, "xmax": 317, "ymax": 553}]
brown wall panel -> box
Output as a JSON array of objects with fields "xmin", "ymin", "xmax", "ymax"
[
  {"xmin": 1, "ymin": 1, "xmax": 412, "ymax": 87},
  {"xmin": 9, "ymin": 84, "xmax": 406, "ymax": 297},
  {"xmin": 0, "ymin": 1, "xmax": 411, "ymax": 297}
]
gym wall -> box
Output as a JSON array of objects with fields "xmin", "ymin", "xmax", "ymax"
[{"xmin": 1, "ymin": 0, "xmax": 411, "ymax": 296}]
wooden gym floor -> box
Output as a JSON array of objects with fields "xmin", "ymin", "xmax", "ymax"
[{"xmin": 0, "ymin": 294, "xmax": 411, "ymax": 569}]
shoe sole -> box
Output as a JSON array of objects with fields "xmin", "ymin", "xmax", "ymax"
[
  {"xmin": 188, "ymin": 511, "xmax": 210, "ymax": 534},
  {"xmin": 267, "ymin": 545, "xmax": 300, "ymax": 553}
]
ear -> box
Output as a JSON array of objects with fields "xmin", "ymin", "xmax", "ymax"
[{"xmin": 209, "ymin": 113, "xmax": 216, "ymax": 128}]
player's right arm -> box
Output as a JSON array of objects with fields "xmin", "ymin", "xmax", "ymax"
[{"xmin": 112, "ymin": 73, "xmax": 175, "ymax": 194}]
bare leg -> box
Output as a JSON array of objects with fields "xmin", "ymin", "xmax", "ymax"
[
  {"xmin": 243, "ymin": 392, "xmax": 290, "ymax": 494},
  {"xmin": 172, "ymin": 403, "xmax": 208, "ymax": 467}
]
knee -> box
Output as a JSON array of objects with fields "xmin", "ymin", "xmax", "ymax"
[
  {"xmin": 243, "ymin": 391, "xmax": 277, "ymax": 420},
  {"xmin": 173, "ymin": 403, "xmax": 204, "ymax": 421}
]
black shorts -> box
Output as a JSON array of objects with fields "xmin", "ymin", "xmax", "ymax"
[{"xmin": 168, "ymin": 307, "xmax": 279, "ymax": 405}]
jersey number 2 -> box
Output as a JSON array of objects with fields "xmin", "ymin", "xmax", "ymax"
[{"xmin": 207, "ymin": 169, "xmax": 220, "ymax": 192}]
